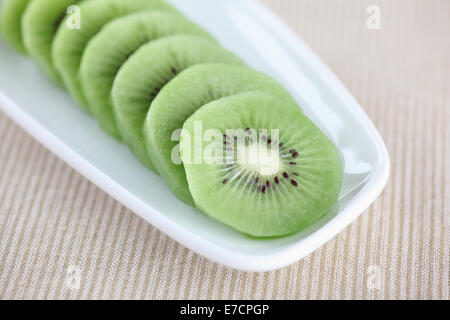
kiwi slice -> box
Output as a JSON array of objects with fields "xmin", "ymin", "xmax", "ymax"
[
  {"xmin": 181, "ymin": 92, "xmax": 343, "ymax": 237},
  {"xmin": 112, "ymin": 35, "xmax": 243, "ymax": 172},
  {"xmin": 22, "ymin": 0, "xmax": 80, "ymax": 86},
  {"xmin": 80, "ymin": 11, "xmax": 214, "ymax": 141},
  {"xmin": 52, "ymin": 0, "xmax": 176, "ymax": 113},
  {"xmin": 0, "ymin": 0, "xmax": 31, "ymax": 54},
  {"xmin": 144, "ymin": 63, "xmax": 302, "ymax": 205}
]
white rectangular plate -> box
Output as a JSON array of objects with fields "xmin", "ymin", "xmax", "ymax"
[{"xmin": 0, "ymin": 0, "xmax": 389, "ymax": 271}]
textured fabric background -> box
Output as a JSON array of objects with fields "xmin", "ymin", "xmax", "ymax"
[{"xmin": 0, "ymin": 0, "xmax": 449, "ymax": 300}]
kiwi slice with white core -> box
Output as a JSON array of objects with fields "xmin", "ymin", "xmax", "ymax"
[
  {"xmin": 22, "ymin": 0, "xmax": 80, "ymax": 86},
  {"xmin": 144, "ymin": 63, "xmax": 302, "ymax": 205},
  {"xmin": 0, "ymin": 0, "xmax": 31, "ymax": 54},
  {"xmin": 52, "ymin": 0, "xmax": 176, "ymax": 113},
  {"xmin": 112, "ymin": 35, "xmax": 243, "ymax": 172},
  {"xmin": 181, "ymin": 92, "xmax": 343, "ymax": 237},
  {"xmin": 80, "ymin": 11, "xmax": 214, "ymax": 141}
]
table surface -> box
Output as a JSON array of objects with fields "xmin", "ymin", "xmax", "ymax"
[{"xmin": 0, "ymin": 0, "xmax": 448, "ymax": 300}]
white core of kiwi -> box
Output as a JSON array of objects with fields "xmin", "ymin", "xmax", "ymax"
[{"xmin": 236, "ymin": 143, "xmax": 280, "ymax": 176}]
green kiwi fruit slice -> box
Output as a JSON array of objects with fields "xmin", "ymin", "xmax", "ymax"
[
  {"xmin": 181, "ymin": 92, "xmax": 343, "ymax": 237},
  {"xmin": 144, "ymin": 63, "xmax": 302, "ymax": 205},
  {"xmin": 22, "ymin": 0, "xmax": 80, "ymax": 86},
  {"xmin": 80, "ymin": 11, "xmax": 214, "ymax": 141},
  {"xmin": 52, "ymin": 0, "xmax": 176, "ymax": 113},
  {"xmin": 0, "ymin": 0, "xmax": 31, "ymax": 54},
  {"xmin": 112, "ymin": 35, "xmax": 243, "ymax": 172}
]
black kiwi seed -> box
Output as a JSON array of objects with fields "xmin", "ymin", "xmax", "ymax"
[
  {"xmin": 54, "ymin": 11, "xmax": 67, "ymax": 31},
  {"xmin": 149, "ymin": 78, "xmax": 170, "ymax": 100},
  {"xmin": 290, "ymin": 180, "xmax": 299, "ymax": 187},
  {"xmin": 283, "ymin": 172, "xmax": 289, "ymax": 179}
]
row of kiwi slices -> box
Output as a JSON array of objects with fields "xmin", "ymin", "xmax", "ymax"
[{"xmin": 1, "ymin": 0, "xmax": 343, "ymax": 237}]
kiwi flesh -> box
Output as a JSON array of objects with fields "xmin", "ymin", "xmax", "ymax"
[
  {"xmin": 0, "ymin": 0, "xmax": 343, "ymax": 238},
  {"xmin": 144, "ymin": 63, "xmax": 302, "ymax": 205},
  {"xmin": 21, "ymin": 0, "xmax": 80, "ymax": 86},
  {"xmin": 112, "ymin": 35, "xmax": 243, "ymax": 172},
  {"xmin": 52, "ymin": 0, "xmax": 176, "ymax": 113},
  {"xmin": 0, "ymin": 0, "xmax": 31, "ymax": 54},
  {"xmin": 181, "ymin": 92, "xmax": 343, "ymax": 237},
  {"xmin": 80, "ymin": 11, "xmax": 214, "ymax": 141}
]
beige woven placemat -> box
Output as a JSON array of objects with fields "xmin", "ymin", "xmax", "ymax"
[{"xmin": 0, "ymin": 0, "xmax": 448, "ymax": 300}]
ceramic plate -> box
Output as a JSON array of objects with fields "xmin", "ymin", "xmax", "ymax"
[{"xmin": 0, "ymin": 0, "xmax": 390, "ymax": 271}]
